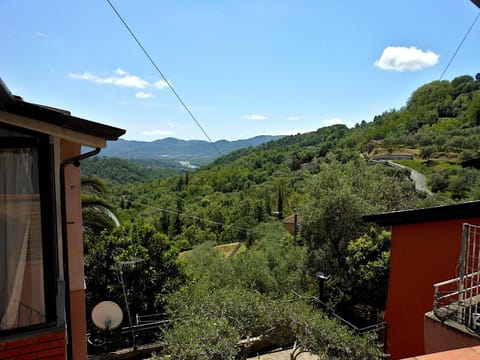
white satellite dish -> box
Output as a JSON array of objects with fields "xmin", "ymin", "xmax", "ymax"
[{"xmin": 92, "ymin": 301, "xmax": 123, "ymax": 330}]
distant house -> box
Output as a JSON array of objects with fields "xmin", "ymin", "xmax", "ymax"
[
  {"xmin": 364, "ymin": 202, "xmax": 480, "ymax": 360},
  {"xmin": 282, "ymin": 213, "xmax": 300, "ymax": 236},
  {"xmin": 0, "ymin": 79, "xmax": 125, "ymax": 359}
]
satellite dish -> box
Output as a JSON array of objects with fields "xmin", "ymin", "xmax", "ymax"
[{"xmin": 92, "ymin": 301, "xmax": 123, "ymax": 330}]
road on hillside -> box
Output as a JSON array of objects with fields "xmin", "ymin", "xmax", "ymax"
[{"xmin": 386, "ymin": 161, "xmax": 433, "ymax": 196}]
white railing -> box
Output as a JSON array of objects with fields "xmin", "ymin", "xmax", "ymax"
[{"xmin": 433, "ymin": 223, "xmax": 480, "ymax": 330}]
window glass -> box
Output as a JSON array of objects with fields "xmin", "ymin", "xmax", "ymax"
[
  {"xmin": 0, "ymin": 147, "xmax": 46, "ymax": 329},
  {"xmin": 0, "ymin": 128, "xmax": 33, "ymax": 137}
]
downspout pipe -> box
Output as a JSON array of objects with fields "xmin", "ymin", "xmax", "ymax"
[{"xmin": 60, "ymin": 147, "xmax": 100, "ymax": 360}]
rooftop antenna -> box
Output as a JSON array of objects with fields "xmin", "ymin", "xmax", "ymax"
[{"xmin": 116, "ymin": 258, "xmax": 145, "ymax": 350}]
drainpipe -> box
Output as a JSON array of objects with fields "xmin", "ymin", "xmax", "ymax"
[{"xmin": 60, "ymin": 147, "xmax": 100, "ymax": 360}]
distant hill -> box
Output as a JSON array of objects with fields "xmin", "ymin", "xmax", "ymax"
[
  {"xmin": 100, "ymin": 135, "xmax": 283, "ymax": 166},
  {"xmin": 81, "ymin": 157, "xmax": 186, "ymax": 184}
]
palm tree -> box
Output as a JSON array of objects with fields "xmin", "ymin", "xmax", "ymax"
[{"xmin": 81, "ymin": 177, "xmax": 120, "ymax": 237}]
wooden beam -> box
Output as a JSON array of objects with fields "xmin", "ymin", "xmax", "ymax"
[{"xmin": 0, "ymin": 111, "xmax": 107, "ymax": 148}]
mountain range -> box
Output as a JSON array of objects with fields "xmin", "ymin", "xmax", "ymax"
[{"xmin": 100, "ymin": 135, "xmax": 283, "ymax": 166}]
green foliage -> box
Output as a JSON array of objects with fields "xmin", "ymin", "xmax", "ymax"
[
  {"xmin": 82, "ymin": 156, "xmax": 183, "ymax": 183},
  {"xmin": 346, "ymin": 229, "xmax": 391, "ymax": 313},
  {"xmin": 80, "ymin": 74, "xmax": 480, "ymax": 359},
  {"xmin": 300, "ymin": 159, "xmax": 417, "ymax": 317},
  {"xmin": 420, "ymin": 146, "xmax": 436, "ymax": 160},
  {"xmin": 293, "ymin": 305, "xmax": 385, "ymax": 360},
  {"xmin": 466, "ymin": 90, "xmax": 480, "ymax": 126},
  {"xmin": 163, "ymin": 243, "xmax": 384, "ymax": 360},
  {"xmin": 84, "ymin": 224, "xmax": 185, "ymax": 350},
  {"xmin": 81, "ymin": 177, "xmax": 120, "ymax": 237}
]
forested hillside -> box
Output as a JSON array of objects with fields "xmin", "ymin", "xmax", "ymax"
[
  {"xmin": 81, "ymin": 157, "xmax": 185, "ymax": 183},
  {"xmin": 83, "ymin": 74, "xmax": 480, "ymax": 359},
  {"xmin": 99, "ymin": 135, "xmax": 283, "ymax": 166}
]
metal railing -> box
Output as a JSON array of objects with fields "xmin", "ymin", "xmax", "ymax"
[
  {"xmin": 433, "ymin": 274, "xmax": 480, "ymax": 329},
  {"xmin": 433, "ymin": 223, "xmax": 480, "ymax": 331},
  {"xmin": 0, "ymin": 297, "xmax": 46, "ymax": 329},
  {"xmin": 289, "ymin": 290, "xmax": 387, "ymax": 346}
]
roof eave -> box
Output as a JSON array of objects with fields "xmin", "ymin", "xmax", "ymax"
[
  {"xmin": 0, "ymin": 78, "xmax": 125, "ymax": 142},
  {"xmin": 363, "ymin": 201, "xmax": 480, "ymax": 226}
]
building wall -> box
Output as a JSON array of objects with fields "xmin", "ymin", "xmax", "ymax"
[
  {"xmin": 424, "ymin": 314, "xmax": 480, "ymax": 354},
  {"xmin": 385, "ymin": 217, "xmax": 480, "ymax": 360},
  {"xmin": 0, "ymin": 328, "xmax": 65, "ymax": 360},
  {"xmin": 61, "ymin": 140, "xmax": 88, "ymax": 360}
]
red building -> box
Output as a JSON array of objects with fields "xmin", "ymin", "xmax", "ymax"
[
  {"xmin": 365, "ymin": 201, "xmax": 480, "ymax": 359},
  {"xmin": 0, "ymin": 79, "xmax": 125, "ymax": 359}
]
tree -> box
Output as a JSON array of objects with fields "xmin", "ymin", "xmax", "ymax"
[
  {"xmin": 346, "ymin": 228, "xmax": 391, "ymax": 320},
  {"xmin": 466, "ymin": 91, "xmax": 480, "ymax": 126},
  {"xmin": 81, "ymin": 177, "xmax": 120, "ymax": 237},
  {"xmin": 429, "ymin": 173, "xmax": 449, "ymax": 193},
  {"xmin": 300, "ymin": 159, "xmax": 418, "ymax": 313},
  {"xmin": 420, "ymin": 145, "xmax": 436, "ymax": 160},
  {"xmin": 277, "ymin": 186, "xmax": 284, "ymax": 220},
  {"xmin": 84, "ymin": 224, "xmax": 185, "ymax": 351},
  {"xmin": 448, "ymin": 173, "xmax": 470, "ymax": 199},
  {"xmin": 162, "ymin": 244, "xmax": 384, "ymax": 359}
]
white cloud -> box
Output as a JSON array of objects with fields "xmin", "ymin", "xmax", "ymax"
[
  {"xmin": 34, "ymin": 31, "xmax": 46, "ymax": 37},
  {"xmin": 244, "ymin": 114, "xmax": 267, "ymax": 120},
  {"xmin": 154, "ymin": 80, "xmax": 170, "ymax": 89},
  {"xmin": 69, "ymin": 71, "xmax": 149, "ymax": 88},
  {"xmin": 108, "ymin": 75, "xmax": 150, "ymax": 88},
  {"xmin": 274, "ymin": 129, "xmax": 314, "ymax": 136},
  {"xmin": 374, "ymin": 46, "xmax": 439, "ymax": 72},
  {"xmin": 115, "ymin": 68, "xmax": 127, "ymax": 75},
  {"xmin": 322, "ymin": 117, "xmax": 343, "ymax": 126},
  {"xmin": 140, "ymin": 129, "xmax": 174, "ymax": 136},
  {"xmin": 288, "ymin": 116, "xmax": 304, "ymax": 121},
  {"xmin": 321, "ymin": 117, "xmax": 354, "ymax": 128},
  {"xmin": 69, "ymin": 69, "xmax": 172, "ymax": 92},
  {"xmin": 135, "ymin": 91, "xmax": 154, "ymax": 99}
]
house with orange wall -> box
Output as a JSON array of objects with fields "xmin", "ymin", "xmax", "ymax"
[
  {"xmin": 364, "ymin": 201, "xmax": 480, "ymax": 360},
  {"xmin": 0, "ymin": 78, "xmax": 125, "ymax": 359}
]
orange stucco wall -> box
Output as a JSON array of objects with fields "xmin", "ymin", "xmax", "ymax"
[
  {"xmin": 61, "ymin": 140, "xmax": 87, "ymax": 360},
  {"xmin": 385, "ymin": 217, "xmax": 480, "ymax": 359}
]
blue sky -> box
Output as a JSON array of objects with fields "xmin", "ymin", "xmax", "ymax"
[{"xmin": 1, "ymin": 1, "xmax": 480, "ymax": 141}]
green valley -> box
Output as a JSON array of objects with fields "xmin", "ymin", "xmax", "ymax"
[{"xmin": 83, "ymin": 74, "xmax": 480, "ymax": 359}]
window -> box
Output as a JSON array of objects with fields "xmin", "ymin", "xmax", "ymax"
[{"xmin": 0, "ymin": 124, "xmax": 56, "ymax": 333}]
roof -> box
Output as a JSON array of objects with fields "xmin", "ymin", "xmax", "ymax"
[
  {"xmin": 282, "ymin": 213, "xmax": 301, "ymax": 224},
  {"xmin": 363, "ymin": 201, "xmax": 480, "ymax": 226},
  {"xmin": 462, "ymin": 157, "xmax": 480, "ymax": 169},
  {"xmin": 403, "ymin": 345, "xmax": 480, "ymax": 359},
  {"xmin": 0, "ymin": 78, "xmax": 125, "ymax": 143}
]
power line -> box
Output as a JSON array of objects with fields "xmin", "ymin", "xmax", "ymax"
[
  {"xmin": 88, "ymin": 188, "xmax": 257, "ymax": 237},
  {"xmin": 439, "ymin": 10, "xmax": 480, "ymax": 80},
  {"xmin": 105, "ymin": 0, "xmax": 222, "ymax": 156}
]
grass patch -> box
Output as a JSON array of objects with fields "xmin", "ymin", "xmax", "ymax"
[
  {"xmin": 395, "ymin": 158, "xmax": 461, "ymax": 177},
  {"xmin": 179, "ymin": 242, "xmax": 245, "ymax": 260},
  {"xmin": 216, "ymin": 242, "xmax": 242, "ymax": 257}
]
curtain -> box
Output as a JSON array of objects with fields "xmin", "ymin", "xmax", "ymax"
[{"xmin": 0, "ymin": 148, "xmax": 45, "ymax": 329}]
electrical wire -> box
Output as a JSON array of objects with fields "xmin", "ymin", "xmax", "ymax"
[
  {"xmin": 87, "ymin": 188, "xmax": 257, "ymax": 237},
  {"xmin": 439, "ymin": 10, "xmax": 480, "ymax": 80},
  {"xmin": 105, "ymin": 0, "xmax": 222, "ymax": 156}
]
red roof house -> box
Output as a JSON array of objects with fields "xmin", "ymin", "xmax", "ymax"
[
  {"xmin": 0, "ymin": 78, "xmax": 125, "ymax": 359},
  {"xmin": 365, "ymin": 202, "xmax": 480, "ymax": 359}
]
